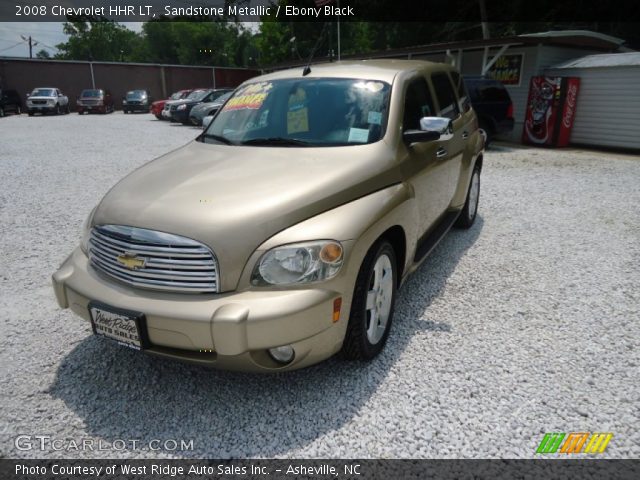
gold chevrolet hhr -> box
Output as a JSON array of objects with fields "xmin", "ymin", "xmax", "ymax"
[{"xmin": 52, "ymin": 60, "xmax": 484, "ymax": 371}]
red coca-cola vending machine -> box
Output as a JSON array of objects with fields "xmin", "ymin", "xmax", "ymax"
[{"xmin": 522, "ymin": 76, "xmax": 580, "ymax": 147}]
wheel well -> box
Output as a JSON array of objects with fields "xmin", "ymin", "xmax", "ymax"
[{"xmin": 379, "ymin": 226, "xmax": 406, "ymax": 285}]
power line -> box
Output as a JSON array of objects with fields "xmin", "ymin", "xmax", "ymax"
[{"xmin": 0, "ymin": 40, "xmax": 26, "ymax": 53}]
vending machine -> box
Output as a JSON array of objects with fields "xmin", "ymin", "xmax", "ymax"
[{"xmin": 522, "ymin": 76, "xmax": 580, "ymax": 147}]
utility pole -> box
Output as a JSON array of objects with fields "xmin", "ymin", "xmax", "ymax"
[
  {"xmin": 478, "ymin": 0, "xmax": 490, "ymax": 39},
  {"xmin": 20, "ymin": 35, "xmax": 38, "ymax": 59}
]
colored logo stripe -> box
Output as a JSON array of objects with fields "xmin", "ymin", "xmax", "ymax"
[
  {"xmin": 559, "ymin": 433, "xmax": 590, "ymax": 453},
  {"xmin": 536, "ymin": 433, "xmax": 565, "ymax": 453},
  {"xmin": 537, "ymin": 432, "xmax": 613, "ymax": 454},
  {"xmin": 584, "ymin": 433, "xmax": 613, "ymax": 454}
]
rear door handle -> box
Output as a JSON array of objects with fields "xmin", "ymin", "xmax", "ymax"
[
  {"xmin": 436, "ymin": 147, "xmax": 447, "ymax": 158},
  {"xmin": 462, "ymin": 131, "xmax": 469, "ymax": 139}
]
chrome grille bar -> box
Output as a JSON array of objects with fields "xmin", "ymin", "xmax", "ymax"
[{"xmin": 88, "ymin": 225, "xmax": 219, "ymax": 294}]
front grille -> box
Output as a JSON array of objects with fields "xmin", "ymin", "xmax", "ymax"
[
  {"xmin": 31, "ymin": 100, "xmax": 47, "ymax": 105},
  {"xmin": 80, "ymin": 99, "xmax": 100, "ymax": 105},
  {"xmin": 127, "ymin": 100, "xmax": 141, "ymax": 105},
  {"xmin": 88, "ymin": 225, "xmax": 219, "ymax": 294}
]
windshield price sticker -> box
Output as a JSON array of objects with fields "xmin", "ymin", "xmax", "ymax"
[{"xmin": 223, "ymin": 82, "xmax": 272, "ymax": 112}]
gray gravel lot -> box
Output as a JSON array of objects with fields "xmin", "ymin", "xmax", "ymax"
[{"xmin": 1, "ymin": 112, "xmax": 639, "ymax": 459}]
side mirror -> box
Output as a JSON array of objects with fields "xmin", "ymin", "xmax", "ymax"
[
  {"xmin": 403, "ymin": 116, "xmax": 454, "ymax": 144},
  {"xmin": 202, "ymin": 116, "xmax": 213, "ymax": 129},
  {"xmin": 419, "ymin": 117, "xmax": 454, "ymax": 140}
]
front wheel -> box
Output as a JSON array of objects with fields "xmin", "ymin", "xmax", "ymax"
[
  {"xmin": 342, "ymin": 240, "xmax": 397, "ymax": 361},
  {"xmin": 454, "ymin": 167, "xmax": 480, "ymax": 229},
  {"xmin": 55, "ymin": 104, "xmax": 61, "ymax": 115}
]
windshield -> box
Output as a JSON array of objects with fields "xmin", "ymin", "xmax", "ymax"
[
  {"xmin": 126, "ymin": 91, "xmax": 147, "ymax": 100},
  {"xmin": 202, "ymin": 78, "xmax": 390, "ymax": 147},
  {"xmin": 81, "ymin": 89, "xmax": 102, "ymax": 97},
  {"xmin": 186, "ymin": 90, "xmax": 209, "ymax": 101},
  {"xmin": 32, "ymin": 89, "xmax": 55, "ymax": 97}
]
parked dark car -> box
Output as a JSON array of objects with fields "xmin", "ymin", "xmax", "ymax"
[
  {"xmin": 463, "ymin": 76, "xmax": 514, "ymax": 145},
  {"xmin": 122, "ymin": 90, "xmax": 152, "ymax": 113},
  {"xmin": 188, "ymin": 91, "xmax": 233, "ymax": 126},
  {"xmin": 169, "ymin": 89, "xmax": 231, "ymax": 125},
  {"xmin": 151, "ymin": 89, "xmax": 194, "ymax": 120},
  {"xmin": 0, "ymin": 89, "xmax": 22, "ymax": 117},
  {"xmin": 77, "ymin": 89, "xmax": 114, "ymax": 114}
]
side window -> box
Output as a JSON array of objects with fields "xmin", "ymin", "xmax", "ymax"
[
  {"xmin": 450, "ymin": 71, "xmax": 471, "ymax": 113},
  {"xmin": 402, "ymin": 78, "xmax": 435, "ymax": 131},
  {"xmin": 431, "ymin": 73, "xmax": 461, "ymax": 120}
]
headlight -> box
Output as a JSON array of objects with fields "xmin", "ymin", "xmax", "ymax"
[
  {"xmin": 177, "ymin": 104, "xmax": 187, "ymax": 111},
  {"xmin": 80, "ymin": 207, "xmax": 97, "ymax": 254},
  {"xmin": 122, "ymin": 100, "xmax": 128, "ymax": 104},
  {"xmin": 251, "ymin": 241, "xmax": 343, "ymax": 286},
  {"xmin": 48, "ymin": 99, "xmax": 55, "ymax": 105},
  {"xmin": 141, "ymin": 98, "xmax": 148, "ymax": 104}
]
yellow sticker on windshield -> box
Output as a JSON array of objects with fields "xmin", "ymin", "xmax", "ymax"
[
  {"xmin": 287, "ymin": 108, "xmax": 309, "ymax": 134},
  {"xmin": 223, "ymin": 82, "xmax": 272, "ymax": 111},
  {"xmin": 287, "ymin": 87, "xmax": 309, "ymax": 134}
]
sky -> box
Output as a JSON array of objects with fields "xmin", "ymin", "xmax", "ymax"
[
  {"xmin": 0, "ymin": 21, "xmax": 259, "ymax": 58},
  {"xmin": 0, "ymin": 22, "xmax": 144, "ymax": 58}
]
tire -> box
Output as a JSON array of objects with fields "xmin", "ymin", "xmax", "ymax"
[
  {"xmin": 65, "ymin": 105, "xmax": 70, "ymax": 114},
  {"xmin": 342, "ymin": 240, "xmax": 397, "ymax": 361},
  {"xmin": 55, "ymin": 104, "xmax": 61, "ymax": 115},
  {"xmin": 28, "ymin": 110, "xmax": 33, "ymax": 117},
  {"xmin": 454, "ymin": 166, "xmax": 481, "ymax": 229},
  {"xmin": 0, "ymin": 107, "xmax": 4, "ymax": 117},
  {"xmin": 16, "ymin": 105, "xmax": 22, "ymax": 115}
]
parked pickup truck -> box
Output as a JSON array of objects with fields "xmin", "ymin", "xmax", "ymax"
[{"xmin": 26, "ymin": 87, "xmax": 70, "ymax": 116}]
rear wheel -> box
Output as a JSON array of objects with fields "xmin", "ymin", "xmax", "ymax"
[
  {"xmin": 0, "ymin": 106, "xmax": 4, "ymax": 117},
  {"xmin": 16, "ymin": 105, "xmax": 22, "ymax": 115},
  {"xmin": 455, "ymin": 166, "xmax": 480, "ymax": 229},
  {"xmin": 342, "ymin": 240, "xmax": 397, "ymax": 361}
]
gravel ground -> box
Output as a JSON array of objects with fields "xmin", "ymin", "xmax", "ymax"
[{"xmin": 1, "ymin": 112, "xmax": 638, "ymax": 460}]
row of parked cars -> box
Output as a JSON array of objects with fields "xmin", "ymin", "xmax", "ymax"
[
  {"xmin": 3, "ymin": 78, "xmax": 514, "ymax": 143},
  {"xmin": 0, "ymin": 87, "xmax": 154, "ymax": 116},
  {"xmin": 150, "ymin": 88, "xmax": 233, "ymax": 126}
]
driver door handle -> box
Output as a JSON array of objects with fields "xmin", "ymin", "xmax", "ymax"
[{"xmin": 436, "ymin": 147, "xmax": 448, "ymax": 158}]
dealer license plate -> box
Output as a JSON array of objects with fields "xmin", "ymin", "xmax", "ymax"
[{"xmin": 89, "ymin": 302, "xmax": 146, "ymax": 350}]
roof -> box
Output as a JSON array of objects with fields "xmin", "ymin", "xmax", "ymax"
[
  {"xmin": 268, "ymin": 30, "xmax": 628, "ymax": 70},
  {"xmin": 550, "ymin": 52, "xmax": 640, "ymax": 69},
  {"xmin": 255, "ymin": 59, "xmax": 445, "ymax": 83}
]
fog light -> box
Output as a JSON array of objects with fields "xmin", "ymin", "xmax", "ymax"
[{"xmin": 268, "ymin": 345, "xmax": 294, "ymax": 364}]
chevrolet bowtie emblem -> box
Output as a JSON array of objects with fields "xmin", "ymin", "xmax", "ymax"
[{"xmin": 116, "ymin": 253, "xmax": 146, "ymax": 270}]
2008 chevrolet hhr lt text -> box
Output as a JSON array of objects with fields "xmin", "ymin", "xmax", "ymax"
[{"xmin": 52, "ymin": 60, "xmax": 484, "ymax": 371}]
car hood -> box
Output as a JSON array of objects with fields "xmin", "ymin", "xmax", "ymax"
[
  {"xmin": 92, "ymin": 139, "xmax": 400, "ymax": 290},
  {"xmin": 192, "ymin": 101, "xmax": 222, "ymax": 113}
]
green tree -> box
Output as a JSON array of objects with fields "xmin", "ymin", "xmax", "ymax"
[
  {"xmin": 35, "ymin": 49, "xmax": 51, "ymax": 59},
  {"xmin": 55, "ymin": 17, "xmax": 143, "ymax": 62}
]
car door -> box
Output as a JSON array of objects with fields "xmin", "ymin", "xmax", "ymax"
[
  {"xmin": 400, "ymin": 75, "xmax": 451, "ymax": 236},
  {"xmin": 429, "ymin": 71, "xmax": 466, "ymax": 210}
]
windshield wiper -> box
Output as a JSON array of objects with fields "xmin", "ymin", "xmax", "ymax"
[
  {"xmin": 241, "ymin": 137, "xmax": 312, "ymax": 147},
  {"xmin": 201, "ymin": 133, "xmax": 234, "ymax": 145}
]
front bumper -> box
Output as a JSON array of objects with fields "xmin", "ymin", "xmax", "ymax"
[
  {"xmin": 123, "ymin": 103, "xmax": 149, "ymax": 112},
  {"xmin": 52, "ymin": 248, "xmax": 346, "ymax": 372},
  {"xmin": 27, "ymin": 104, "xmax": 56, "ymax": 113},
  {"xmin": 77, "ymin": 104, "xmax": 105, "ymax": 113},
  {"xmin": 170, "ymin": 109, "xmax": 189, "ymax": 123}
]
